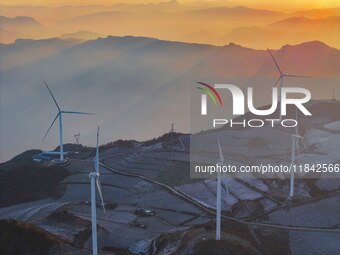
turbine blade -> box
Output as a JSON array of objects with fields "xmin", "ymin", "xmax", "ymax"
[
  {"xmin": 96, "ymin": 178, "xmax": 106, "ymax": 214},
  {"xmin": 95, "ymin": 126, "xmax": 99, "ymax": 174},
  {"xmin": 62, "ymin": 111, "xmax": 94, "ymax": 115},
  {"xmin": 217, "ymin": 138, "xmax": 224, "ymax": 164},
  {"xmin": 42, "ymin": 113, "xmax": 59, "ymax": 141},
  {"xmin": 44, "ymin": 81, "xmax": 61, "ymax": 111},
  {"xmin": 283, "ymin": 74, "xmax": 311, "ymax": 78},
  {"xmin": 267, "ymin": 48, "xmax": 282, "ymax": 75},
  {"xmin": 273, "ymin": 77, "xmax": 281, "ymax": 88}
]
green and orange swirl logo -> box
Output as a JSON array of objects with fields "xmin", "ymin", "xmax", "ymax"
[{"xmin": 196, "ymin": 82, "xmax": 223, "ymax": 106}]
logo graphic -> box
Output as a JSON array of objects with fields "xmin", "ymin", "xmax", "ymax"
[
  {"xmin": 197, "ymin": 83, "xmax": 311, "ymax": 117},
  {"xmin": 196, "ymin": 82, "xmax": 223, "ymax": 115}
]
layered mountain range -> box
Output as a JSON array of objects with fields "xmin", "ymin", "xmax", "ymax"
[
  {"xmin": 0, "ymin": 36, "xmax": 339, "ymax": 162},
  {"xmin": 0, "ymin": 3, "xmax": 339, "ymax": 47}
]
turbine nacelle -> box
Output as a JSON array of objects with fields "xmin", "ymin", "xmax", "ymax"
[{"xmin": 89, "ymin": 172, "xmax": 100, "ymax": 178}]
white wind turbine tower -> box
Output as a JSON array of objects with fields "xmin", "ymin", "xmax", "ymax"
[
  {"xmin": 295, "ymin": 109, "xmax": 300, "ymax": 155},
  {"xmin": 216, "ymin": 138, "xmax": 224, "ymax": 241},
  {"xmin": 42, "ymin": 81, "xmax": 93, "ymax": 161},
  {"xmin": 289, "ymin": 134, "xmax": 302, "ymax": 198},
  {"xmin": 89, "ymin": 126, "xmax": 106, "ymax": 255},
  {"xmin": 267, "ymin": 49, "xmax": 310, "ymax": 121}
]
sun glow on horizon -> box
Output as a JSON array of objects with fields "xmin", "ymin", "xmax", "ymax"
[
  {"xmin": 0, "ymin": 0, "xmax": 338, "ymax": 49},
  {"xmin": 0, "ymin": 0, "xmax": 339, "ymax": 10}
]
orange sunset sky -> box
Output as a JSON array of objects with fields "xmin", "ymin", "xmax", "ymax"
[
  {"xmin": 0, "ymin": 0, "xmax": 339, "ymax": 48},
  {"xmin": 1, "ymin": 0, "xmax": 339, "ymax": 10}
]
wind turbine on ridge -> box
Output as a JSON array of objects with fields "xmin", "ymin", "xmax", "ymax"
[
  {"xmin": 216, "ymin": 138, "xmax": 232, "ymax": 240},
  {"xmin": 267, "ymin": 49, "xmax": 310, "ymax": 121},
  {"xmin": 215, "ymin": 138, "xmax": 232, "ymax": 240},
  {"xmin": 216, "ymin": 139, "xmax": 223, "ymax": 241},
  {"xmin": 216, "ymin": 139, "xmax": 224, "ymax": 240},
  {"xmin": 89, "ymin": 126, "xmax": 106, "ymax": 255},
  {"xmin": 289, "ymin": 134, "xmax": 302, "ymax": 198},
  {"xmin": 42, "ymin": 81, "xmax": 93, "ymax": 161},
  {"xmin": 294, "ymin": 109, "xmax": 308, "ymax": 156}
]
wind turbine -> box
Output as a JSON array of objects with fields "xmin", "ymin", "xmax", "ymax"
[
  {"xmin": 289, "ymin": 134, "xmax": 302, "ymax": 198},
  {"xmin": 42, "ymin": 81, "xmax": 93, "ymax": 161},
  {"xmin": 215, "ymin": 139, "xmax": 232, "ymax": 240},
  {"xmin": 267, "ymin": 49, "xmax": 310, "ymax": 120},
  {"xmin": 89, "ymin": 126, "xmax": 106, "ymax": 255},
  {"xmin": 216, "ymin": 138, "xmax": 224, "ymax": 241},
  {"xmin": 295, "ymin": 109, "xmax": 300, "ymax": 155}
]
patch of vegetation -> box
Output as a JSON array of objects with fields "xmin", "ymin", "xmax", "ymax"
[
  {"xmin": 0, "ymin": 219, "xmax": 58, "ymax": 255},
  {"xmin": 231, "ymin": 200, "xmax": 264, "ymax": 219},
  {"xmin": 142, "ymin": 132, "xmax": 185, "ymax": 148},
  {"xmin": 73, "ymin": 228, "xmax": 91, "ymax": 248},
  {"xmin": 54, "ymin": 143, "xmax": 84, "ymax": 152},
  {"xmin": 86, "ymin": 139, "xmax": 136, "ymax": 158},
  {"xmin": 47, "ymin": 210, "xmax": 92, "ymax": 248},
  {"xmin": 100, "ymin": 139, "xmax": 136, "ymax": 150},
  {"xmin": 151, "ymin": 221, "xmax": 288, "ymax": 255},
  {"xmin": 102, "ymin": 246, "xmax": 133, "ymax": 255},
  {"xmin": 0, "ymin": 149, "xmax": 41, "ymax": 172},
  {"xmin": 47, "ymin": 210, "xmax": 89, "ymax": 225},
  {"xmin": 191, "ymin": 240, "xmax": 242, "ymax": 255},
  {"xmin": 0, "ymin": 164, "xmax": 69, "ymax": 207}
]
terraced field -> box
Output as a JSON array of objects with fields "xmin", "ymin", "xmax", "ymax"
[{"xmin": 0, "ymin": 101, "xmax": 340, "ymax": 254}]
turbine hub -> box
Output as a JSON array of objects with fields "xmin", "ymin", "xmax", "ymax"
[{"xmin": 89, "ymin": 172, "xmax": 99, "ymax": 178}]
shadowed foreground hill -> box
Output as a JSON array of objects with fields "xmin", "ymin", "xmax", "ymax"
[
  {"xmin": 0, "ymin": 154, "xmax": 69, "ymax": 207},
  {"xmin": 0, "ymin": 219, "xmax": 90, "ymax": 255},
  {"xmin": 0, "ymin": 219, "xmax": 56, "ymax": 255}
]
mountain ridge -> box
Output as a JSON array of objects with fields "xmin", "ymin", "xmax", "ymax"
[
  {"xmin": 0, "ymin": 35, "xmax": 339, "ymax": 162},
  {"xmin": 186, "ymin": 5, "xmax": 285, "ymax": 16},
  {"xmin": 0, "ymin": 15, "xmax": 41, "ymax": 25}
]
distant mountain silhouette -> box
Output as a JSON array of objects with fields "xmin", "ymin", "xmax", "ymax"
[
  {"xmin": 0, "ymin": 16, "xmax": 50, "ymax": 43},
  {"xmin": 225, "ymin": 16, "xmax": 340, "ymax": 49},
  {"xmin": 187, "ymin": 6, "xmax": 284, "ymax": 17},
  {"xmin": 0, "ymin": 38, "xmax": 79, "ymax": 70},
  {"xmin": 0, "ymin": 16, "xmax": 41, "ymax": 27},
  {"xmin": 268, "ymin": 16, "xmax": 340, "ymax": 29},
  {"xmin": 59, "ymin": 30, "xmax": 103, "ymax": 41},
  {"xmin": 291, "ymin": 7, "xmax": 340, "ymax": 19}
]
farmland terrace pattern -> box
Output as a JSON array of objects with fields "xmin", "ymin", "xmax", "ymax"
[{"xmin": 98, "ymin": 151, "xmax": 340, "ymax": 233}]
